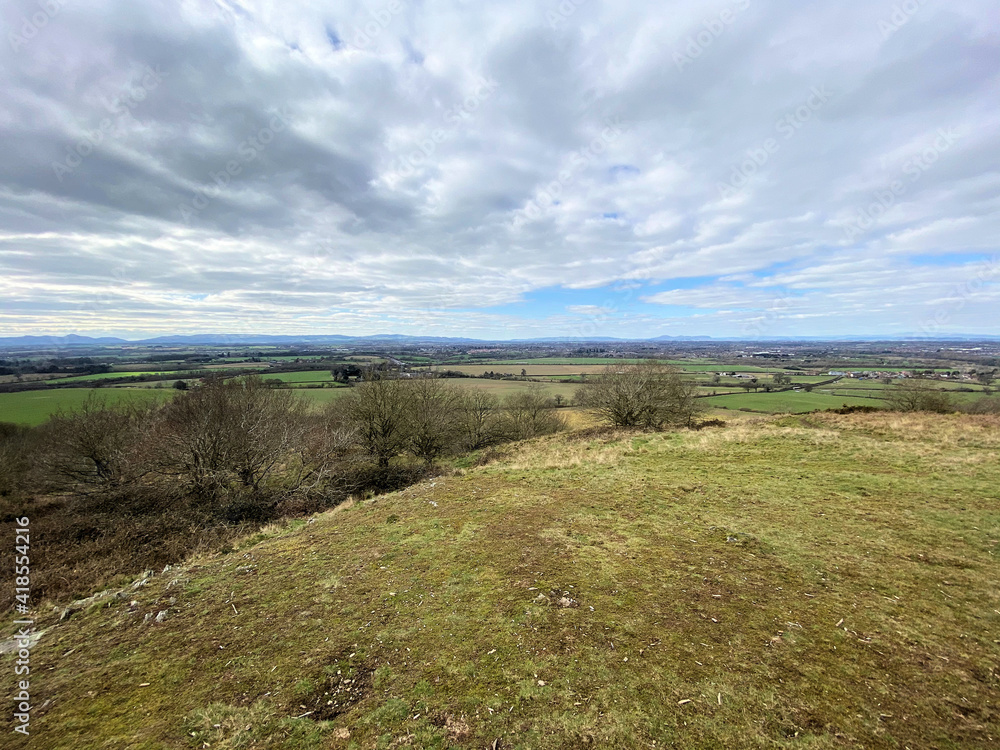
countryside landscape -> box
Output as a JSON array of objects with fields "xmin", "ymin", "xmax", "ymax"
[
  {"xmin": 3, "ymin": 0, "xmax": 999, "ymax": 747},
  {"xmin": 1, "ymin": 335, "xmax": 998, "ymax": 748}
]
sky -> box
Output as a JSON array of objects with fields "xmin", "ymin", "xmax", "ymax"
[{"xmin": 1, "ymin": 0, "xmax": 998, "ymax": 340}]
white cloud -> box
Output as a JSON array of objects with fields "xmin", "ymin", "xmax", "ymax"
[{"xmin": 0, "ymin": 0, "xmax": 998, "ymax": 337}]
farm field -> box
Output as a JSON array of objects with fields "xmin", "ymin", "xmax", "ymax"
[
  {"xmin": 262, "ymin": 370, "xmax": 337, "ymax": 384},
  {"xmin": 465, "ymin": 357, "xmax": 646, "ymax": 365},
  {"xmin": 705, "ymin": 390, "xmax": 883, "ymax": 413},
  {"xmin": 294, "ymin": 389, "xmax": 353, "ymax": 407},
  {"xmin": 448, "ymin": 379, "xmax": 580, "ymax": 400},
  {"xmin": 427, "ymin": 361, "xmax": 797, "ymax": 378},
  {"xmin": 203, "ymin": 362, "xmax": 272, "ymax": 369},
  {"xmin": 425, "ymin": 364, "xmax": 611, "ymax": 377},
  {"xmin": 46, "ymin": 370, "xmax": 181, "ymax": 383},
  {"xmin": 0, "ymin": 387, "xmax": 176, "ymax": 426},
  {"xmin": 19, "ymin": 412, "xmax": 1000, "ymax": 748},
  {"xmin": 291, "ymin": 380, "xmax": 582, "ymax": 410},
  {"xmin": 679, "ymin": 363, "xmax": 780, "ymax": 373}
]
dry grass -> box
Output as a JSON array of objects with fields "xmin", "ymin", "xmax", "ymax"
[{"xmin": 7, "ymin": 412, "xmax": 1000, "ymax": 749}]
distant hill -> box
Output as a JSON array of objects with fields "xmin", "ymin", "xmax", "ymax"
[
  {"xmin": 1, "ymin": 332, "xmax": 999, "ymax": 348},
  {"xmin": 0, "ymin": 334, "xmax": 128, "ymax": 346}
]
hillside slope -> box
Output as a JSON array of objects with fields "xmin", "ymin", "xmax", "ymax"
[{"xmin": 8, "ymin": 413, "xmax": 1000, "ymax": 749}]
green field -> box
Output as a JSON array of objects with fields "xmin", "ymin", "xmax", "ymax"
[
  {"xmin": 262, "ymin": 370, "xmax": 336, "ymax": 384},
  {"xmin": 0, "ymin": 388, "xmax": 176, "ymax": 426},
  {"xmin": 467, "ymin": 357, "xmax": 645, "ymax": 365},
  {"xmin": 264, "ymin": 356, "xmax": 332, "ymax": 362},
  {"xmin": 705, "ymin": 390, "xmax": 884, "ymax": 413},
  {"xmin": 679, "ymin": 364, "xmax": 779, "ymax": 373},
  {"xmin": 295, "ymin": 388, "xmax": 354, "ymax": 406},
  {"xmin": 16, "ymin": 412, "xmax": 1000, "ymax": 748},
  {"xmin": 47, "ymin": 370, "xmax": 180, "ymax": 383}
]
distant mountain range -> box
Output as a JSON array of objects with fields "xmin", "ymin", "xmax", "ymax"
[{"xmin": 0, "ymin": 332, "xmax": 999, "ymax": 348}]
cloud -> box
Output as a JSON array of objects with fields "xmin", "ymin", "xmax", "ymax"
[{"xmin": 0, "ymin": 0, "xmax": 998, "ymax": 337}]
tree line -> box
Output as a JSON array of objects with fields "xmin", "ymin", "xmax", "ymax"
[{"xmin": 0, "ymin": 374, "xmax": 566, "ymax": 504}]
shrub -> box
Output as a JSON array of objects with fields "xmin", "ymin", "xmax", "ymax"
[
  {"xmin": 43, "ymin": 394, "xmax": 154, "ymax": 490},
  {"xmin": 576, "ymin": 361, "xmax": 703, "ymax": 429},
  {"xmin": 0, "ymin": 422, "xmax": 33, "ymax": 497},
  {"xmin": 156, "ymin": 375, "xmax": 307, "ymax": 497},
  {"xmin": 501, "ymin": 386, "xmax": 565, "ymax": 440},
  {"xmin": 885, "ymin": 383, "xmax": 955, "ymax": 413}
]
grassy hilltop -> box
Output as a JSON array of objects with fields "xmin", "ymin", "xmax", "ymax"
[{"xmin": 8, "ymin": 412, "xmax": 1000, "ymax": 749}]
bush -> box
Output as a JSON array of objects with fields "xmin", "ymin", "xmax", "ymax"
[
  {"xmin": 0, "ymin": 422, "xmax": 33, "ymax": 497},
  {"xmin": 960, "ymin": 396, "xmax": 1000, "ymax": 415},
  {"xmin": 576, "ymin": 361, "xmax": 703, "ymax": 429},
  {"xmin": 43, "ymin": 394, "xmax": 155, "ymax": 490},
  {"xmin": 501, "ymin": 387, "xmax": 565, "ymax": 439},
  {"xmin": 156, "ymin": 375, "xmax": 308, "ymax": 497},
  {"xmin": 885, "ymin": 383, "xmax": 955, "ymax": 413}
]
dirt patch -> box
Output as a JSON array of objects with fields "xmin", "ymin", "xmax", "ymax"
[{"xmin": 293, "ymin": 657, "xmax": 374, "ymax": 721}]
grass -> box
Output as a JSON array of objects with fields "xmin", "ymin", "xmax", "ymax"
[
  {"xmin": 9, "ymin": 412, "xmax": 1000, "ymax": 748},
  {"xmin": 0, "ymin": 388, "xmax": 176, "ymax": 426},
  {"xmin": 448, "ymin": 379, "xmax": 580, "ymax": 401},
  {"xmin": 423, "ymin": 364, "xmax": 612, "ymax": 377},
  {"xmin": 46, "ymin": 370, "xmax": 180, "ymax": 383},
  {"xmin": 296, "ymin": 388, "xmax": 355, "ymax": 406},
  {"xmin": 263, "ymin": 370, "xmax": 337, "ymax": 383},
  {"xmin": 465, "ymin": 358, "xmax": 725, "ymax": 367},
  {"xmin": 704, "ymin": 391, "xmax": 884, "ymax": 413}
]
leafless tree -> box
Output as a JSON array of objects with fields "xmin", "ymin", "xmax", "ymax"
[
  {"xmin": 44, "ymin": 394, "xmax": 153, "ymax": 489},
  {"xmin": 0, "ymin": 422, "xmax": 33, "ymax": 496},
  {"xmin": 340, "ymin": 373, "xmax": 411, "ymax": 468},
  {"xmin": 458, "ymin": 390, "xmax": 504, "ymax": 450},
  {"xmin": 576, "ymin": 360, "xmax": 703, "ymax": 429},
  {"xmin": 157, "ymin": 375, "xmax": 307, "ymax": 495},
  {"xmin": 885, "ymin": 382, "xmax": 955, "ymax": 413},
  {"xmin": 502, "ymin": 385, "xmax": 565, "ymax": 439},
  {"xmin": 404, "ymin": 377, "xmax": 463, "ymax": 463}
]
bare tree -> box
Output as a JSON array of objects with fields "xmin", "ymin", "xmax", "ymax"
[
  {"xmin": 458, "ymin": 390, "xmax": 504, "ymax": 450},
  {"xmin": 0, "ymin": 422, "xmax": 33, "ymax": 496},
  {"xmin": 885, "ymin": 382, "xmax": 955, "ymax": 414},
  {"xmin": 502, "ymin": 385, "xmax": 565, "ymax": 439},
  {"xmin": 576, "ymin": 361, "xmax": 703, "ymax": 429},
  {"xmin": 45, "ymin": 394, "xmax": 153, "ymax": 489},
  {"xmin": 404, "ymin": 377, "xmax": 463, "ymax": 463},
  {"xmin": 341, "ymin": 373, "xmax": 411, "ymax": 468},
  {"xmin": 157, "ymin": 376, "xmax": 306, "ymax": 495}
]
